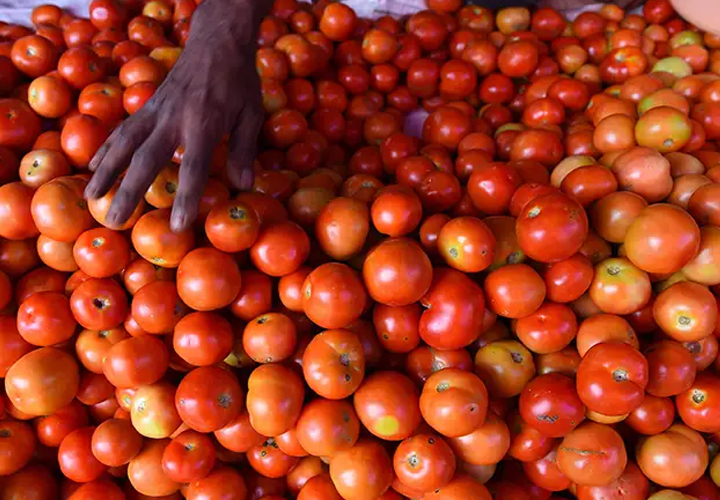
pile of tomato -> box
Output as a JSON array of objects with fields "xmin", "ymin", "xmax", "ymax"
[{"xmin": 4, "ymin": 0, "xmax": 720, "ymax": 498}]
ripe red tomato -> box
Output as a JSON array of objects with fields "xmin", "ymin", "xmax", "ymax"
[
  {"xmin": 70, "ymin": 277, "xmax": 128, "ymax": 330},
  {"xmin": 59, "ymin": 427, "xmax": 108, "ymax": 483},
  {"xmin": 393, "ymin": 433, "xmax": 456, "ymax": 493},
  {"xmin": 102, "ymin": 335, "xmax": 169, "ymax": 388},
  {"xmin": 354, "ymin": 371, "xmax": 421, "ymax": 441},
  {"xmin": 175, "ymin": 366, "xmax": 244, "ymax": 433},
  {"xmin": 484, "ymin": 263, "xmax": 546, "ymax": 318},
  {"xmin": 576, "ymin": 342, "xmax": 648, "ymax": 416},
  {"xmin": 173, "ymin": 312, "xmax": 233, "ymax": 366},
  {"xmin": 303, "ymin": 328, "xmax": 365, "ymax": 399},
  {"xmin": 91, "ymin": 418, "xmax": 143, "ymax": 467},
  {"xmin": 329, "ymin": 439, "xmax": 394, "ymax": 500},
  {"xmin": 636, "ymin": 424, "xmax": 708, "ymax": 488},
  {"xmin": 0, "ymin": 420, "xmax": 36, "ymax": 476},
  {"xmin": 519, "ymin": 372, "xmax": 585, "ymax": 438},
  {"xmin": 176, "ymin": 248, "xmax": 242, "ymax": 312},
  {"xmin": 302, "ymin": 262, "xmax": 367, "ymax": 329},
  {"xmin": 557, "ymin": 422, "xmax": 627, "ymax": 486},
  {"xmin": 420, "ymin": 267, "xmax": 485, "ymax": 349},
  {"xmin": 16, "ymin": 291, "xmax": 75, "ymax": 346},
  {"xmin": 247, "ymin": 363, "xmax": 305, "ymax": 437},
  {"xmin": 516, "ymin": 192, "xmax": 589, "ymax": 263},
  {"xmin": 296, "ymin": 398, "xmax": 360, "ymax": 457},
  {"xmin": 419, "ymin": 368, "xmax": 488, "ymax": 438},
  {"xmin": 5, "ymin": 347, "xmax": 79, "ymax": 416}
]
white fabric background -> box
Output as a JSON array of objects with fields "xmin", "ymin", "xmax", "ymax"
[
  {"xmin": 0, "ymin": 0, "xmax": 83, "ymax": 25},
  {"xmin": 0, "ymin": 0, "xmax": 623, "ymax": 25}
]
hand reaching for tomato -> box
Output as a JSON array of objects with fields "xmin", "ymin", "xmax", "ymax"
[{"xmin": 84, "ymin": 0, "xmax": 271, "ymax": 232}]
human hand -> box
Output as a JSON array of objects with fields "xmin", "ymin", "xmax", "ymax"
[{"xmin": 85, "ymin": 0, "xmax": 268, "ymax": 232}]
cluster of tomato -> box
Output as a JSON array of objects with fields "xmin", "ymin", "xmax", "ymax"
[{"xmin": 3, "ymin": 0, "xmax": 720, "ymax": 498}]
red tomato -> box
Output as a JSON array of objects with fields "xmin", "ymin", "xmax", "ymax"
[{"xmin": 576, "ymin": 342, "xmax": 649, "ymax": 416}]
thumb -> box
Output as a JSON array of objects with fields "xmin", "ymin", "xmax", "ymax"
[{"xmin": 227, "ymin": 102, "xmax": 264, "ymax": 191}]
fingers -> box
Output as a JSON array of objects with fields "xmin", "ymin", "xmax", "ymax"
[
  {"xmin": 105, "ymin": 126, "xmax": 177, "ymax": 227},
  {"xmin": 85, "ymin": 114, "xmax": 153, "ymax": 199},
  {"xmin": 171, "ymin": 129, "xmax": 221, "ymax": 232},
  {"xmin": 227, "ymin": 101, "xmax": 264, "ymax": 191}
]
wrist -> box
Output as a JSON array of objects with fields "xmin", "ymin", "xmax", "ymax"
[{"xmin": 191, "ymin": 0, "xmax": 270, "ymax": 46}]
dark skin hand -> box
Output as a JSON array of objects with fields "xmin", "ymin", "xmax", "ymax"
[
  {"xmin": 85, "ymin": 0, "xmax": 271, "ymax": 233},
  {"xmin": 85, "ymin": 0, "xmax": 639, "ymax": 233}
]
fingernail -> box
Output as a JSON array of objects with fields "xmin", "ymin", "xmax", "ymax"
[
  {"xmin": 84, "ymin": 184, "xmax": 97, "ymax": 199},
  {"xmin": 239, "ymin": 167, "xmax": 254, "ymax": 190},
  {"xmin": 171, "ymin": 212, "xmax": 186, "ymax": 233}
]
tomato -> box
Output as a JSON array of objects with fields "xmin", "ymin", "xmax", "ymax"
[
  {"xmin": 575, "ymin": 461, "xmax": 649, "ymax": 500},
  {"xmin": 160, "ymin": 430, "xmax": 216, "ymax": 483},
  {"xmin": 250, "ymin": 220, "xmax": 310, "ymax": 276},
  {"xmin": 91, "ymin": 418, "xmax": 143, "ymax": 467},
  {"xmin": 654, "ymin": 282, "xmax": 718, "ymax": 342},
  {"xmin": 0, "ymin": 182, "xmax": 37, "ymax": 241},
  {"xmin": 169, "ymin": 312, "xmax": 233, "ymax": 367},
  {"xmin": 575, "ymin": 314, "xmax": 638, "ymax": 358},
  {"xmin": 352, "ymin": 371, "xmax": 421, "ymax": 441},
  {"xmin": 301, "ymin": 262, "xmax": 366, "ymax": 329},
  {"xmin": 175, "ymin": 248, "xmax": 241, "ymax": 312},
  {"xmin": 73, "ymin": 227, "xmax": 131, "ymax": 279},
  {"xmin": 212, "ymin": 409, "xmax": 263, "ymax": 455},
  {"xmin": 474, "ymin": 340, "xmax": 535, "ymax": 398},
  {"xmin": 0, "ymin": 420, "xmax": 36, "ymax": 476},
  {"xmin": 184, "ymin": 466, "xmax": 247, "ymax": 500},
  {"xmin": 418, "ymin": 368, "xmax": 488, "ymax": 438},
  {"xmin": 34, "ymin": 398, "xmax": 88, "ymax": 447},
  {"xmin": 128, "ymin": 439, "xmax": 181, "ymax": 497},
  {"xmin": 16, "ymin": 291, "xmax": 75, "ymax": 346},
  {"xmin": 247, "ymin": 363, "xmax": 305, "ymax": 437},
  {"xmin": 175, "ymin": 366, "xmax": 243, "ymax": 433},
  {"xmin": 58, "ymin": 427, "xmax": 108, "ymax": 483},
  {"xmin": 0, "ymin": 463, "xmax": 59, "ymax": 499},
  {"xmin": 295, "ymin": 398, "xmax": 360, "ymax": 457},
  {"xmin": 393, "ymin": 433, "xmax": 456, "ymax": 493},
  {"xmin": 242, "ymin": 312, "xmax": 296, "ymax": 363},
  {"xmin": 576, "ymin": 342, "xmax": 648, "ymax": 416},
  {"xmin": 371, "ymin": 185, "xmax": 422, "ymax": 237},
  {"xmin": 329, "ymin": 439, "xmax": 393, "ymax": 500},
  {"xmin": 498, "ymin": 41, "xmax": 539, "ymax": 78},
  {"xmin": 103, "ymin": 335, "xmax": 169, "ymax": 388},
  {"xmin": 624, "ymin": 204, "xmax": 700, "ymax": 274},
  {"xmin": 298, "ymin": 473, "xmax": 343, "ymax": 500},
  {"xmin": 589, "ymin": 257, "xmax": 651, "ymax": 315},
  {"xmin": 5, "ymin": 347, "xmax": 79, "ymax": 416},
  {"xmin": 514, "ymin": 302, "xmax": 577, "ymax": 355},
  {"xmin": 420, "ymin": 267, "xmax": 485, "ymax": 349},
  {"xmin": 70, "ymin": 278, "xmax": 128, "ymax": 330},
  {"xmin": 484, "ymin": 264, "xmax": 546, "ymax": 318},
  {"xmin": 636, "ymin": 424, "xmax": 708, "ymax": 488},
  {"xmin": 519, "ymin": 372, "xmax": 585, "ymax": 438},
  {"xmin": 447, "ymin": 409, "xmax": 510, "ymax": 466},
  {"xmin": 422, "ymin": 106, "xmax": 472, "ymax": 150},
  {"xmin": 313, "ymin": 196, "xmax": 368, "ymax": 261},
  {"xmin": 246, "ymin": 437, "xmax": 299, "ymax": 478},
  {"xmin": 303, "ymin": 328, "xmax": 365, "ymax": 400},
  {"xmin": 556, "ymin": 422, "xmax": 627, "ymax": 487},
  {"xmin": 363, "ymin": 237, "xmax": 433, "ymax": 307},
  {"xmin": 675, "ymin": 373, "xmax": 720, "ymax": 433},
  {"xmin": 516, "ymin": 192, "xmax": 589, "ymax": 263},
  {"xmin": 57, "ymin": 46, "xmax": 104, "ymax": 90},
  {"xmin": 130, "ymin": 381, "xmax": 181, "ymax": 439},
  {"xmin": 372, "ymin": 303, "xmax": 420, "ymax": 354}
]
